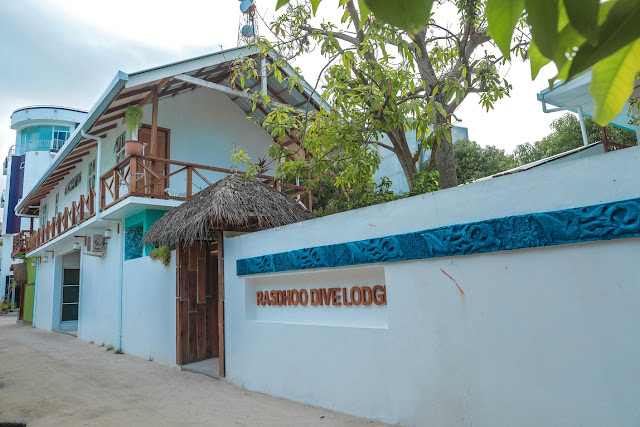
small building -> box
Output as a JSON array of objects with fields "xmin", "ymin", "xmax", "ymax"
[
  {"xmin": 1, "ymin": 106, "xmax": 87, "ymax": 323},
  {"xmin": 17, "ymin": 46, "xmax": 319, "ymax": 367}
]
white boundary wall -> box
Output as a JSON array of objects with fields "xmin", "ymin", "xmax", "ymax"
[
  {"xmin": 122, "ymin": 253, "xmax": 176, "ymax": 366},
  {"xmin": 224, "ymin": 146, "xmax": 640, "ymax": 426}
]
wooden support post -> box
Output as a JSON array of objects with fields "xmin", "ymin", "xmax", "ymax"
[
  {"xmin": 217, "ymin": 231, "xmax": 225, "ymax": 378},
  {"xmin": 150, "ymin": 87, "xmax": 159, "ymax": 157},
  {"xmin": 130, "ymin": 156, "xmax": 138, "ymax": 194},
  {"xmin": 30, "ymin": 218, "xmax": 34, "ymax": 232},
  {"xmin": 186, "ymin": 166, "xmax": 193, "ymax": 198}
]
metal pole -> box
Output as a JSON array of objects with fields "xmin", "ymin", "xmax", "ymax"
[{"xmin": 577, "ymin": 106, "xmax": 589, "ymax": 146}]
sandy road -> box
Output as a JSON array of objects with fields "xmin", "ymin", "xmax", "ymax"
[{"xmin": 0, "ymin": 315, "xmax": 384, "ymax": 426}]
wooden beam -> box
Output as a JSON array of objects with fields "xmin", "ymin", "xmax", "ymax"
[
  {"xmin": 104, "ymin": 99, "xmax": 141, "ymax": 115},
  {"xmin": 150, "ymin": 86, "xmax": 159, "ymax": 158},
  {"xmin": 174, "ymin": 74, "xmax": 311, "ymax": 114},
  {"xmin": 57, "ymin": 158, "xmax": 83, "ymax": 169},
  {"xmin": 94, "ymin": 112, "xmax": 125, "ymax": 127},
  {"xmin": 62, "ymin": 150, "xmax": 91, "ymax": 164},
  {"xmin": 115, "ymin": 86, "xmax": 154, "ymax": 101},
  {"xmin": 137, "ymin": 77, "xmax": 171, "ymax": 108},
  {"xmin": 88, "ymin": 123, "xmax": 117, "ymax": 135}
]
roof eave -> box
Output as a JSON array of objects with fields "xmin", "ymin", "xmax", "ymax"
[{"xmin": 16, "ymin": 71, "xmax": 129, "ymax": 215}]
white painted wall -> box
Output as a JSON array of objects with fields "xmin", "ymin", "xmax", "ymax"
[
  {"xmin": 41, "ymin": 86, "xmax": 274, "ymax": 218},
  {"xmin": 224, "ymin": 145, "xmax": 640, "ymax": 426},
  {"xmin": 122, "ymin": 253, "xmax": 176, "ymax": 366}
]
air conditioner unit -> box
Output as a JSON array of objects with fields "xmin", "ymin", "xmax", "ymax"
[{"xmin": 86, "ymin": 234, "xmax": 106, "ymax": 255}]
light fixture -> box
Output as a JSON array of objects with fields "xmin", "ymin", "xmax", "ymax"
[
  {"xmin": 73, "ymin": 242, "xmax": 80, "ymax": 250},
  {"xmin": 104, "ymin": 228, "xmax": 112, "ymax": 238},
  {"xmin": 43, "ymin": 256, "xmax": 48, "ymax": 263},
  {"xmin": 31, "ymin": 262, "xmax": 36, "ymax": 267}
]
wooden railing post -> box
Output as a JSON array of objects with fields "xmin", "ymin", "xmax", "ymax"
[
  {"xmin": 113, "ymin": 169, "xmax": 120, "ymax": 201},
  {"xmin": 130, "ymin": 156, "xmax": 138, "ymax": 195},
  {"xmin": 100, "ymin": 178, "xmax": 106, "ymax": 211},
  {"xmin": 88, "ymin": 189, "xmax": 95, "ymax": 216}
]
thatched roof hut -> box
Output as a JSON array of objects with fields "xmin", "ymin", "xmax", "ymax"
[{"xmin": 144, "ymin": 174, "xmax": 314, "ymax": 246}]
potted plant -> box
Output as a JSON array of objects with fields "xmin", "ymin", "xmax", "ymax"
[
  {"xmin": 1, "ymin": 300, "xmax": 15, "ymax": 314},
  {"xmin": 125, "ymin": 105, "xmax": 144, "ymax": 155}
]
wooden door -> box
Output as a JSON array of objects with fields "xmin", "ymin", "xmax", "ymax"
[
  {"xmin": 138, "ymin": 127, "xmax": 169, "ymax": 196},
  {"xmin": 176, "ymin": 241, "xmax": 219, "ymax": 366}
]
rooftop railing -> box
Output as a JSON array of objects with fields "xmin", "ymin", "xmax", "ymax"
[{"xmin": 7, "ymin": 139, "xmax": 67, "ymax": 157}]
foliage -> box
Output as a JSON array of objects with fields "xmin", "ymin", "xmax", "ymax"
[
  {"xmin": 125, "ymin": 106, "xmax": 144, "ymax": 139},
  {"xmin": 313, "ymin": 170, "xmax": 439, "ymax": 216},
  {"xmin": 453, "ymin": 139, "xmax": 518, "ymax": 182},
  {"xmin": 1, "ymin": 298, "xmax": 16, "ymax": 311},
  {"xmin": 106, "ymin": 345, "xmax": 114, "ymax": 351},
  {"xmin": 275, "ymin": 0, "xmax": 640, "ymax": 127},
  {"xmin": 149, "ymin": 245, "xmax": 173, "ymax": 267},
  {"xmin": 115, "ymin": 348, "xmax": 124, "ymax": 354},
  {"xmin": 246, "ymin": 1, "xmax": 523, "ymax": 195},
  {"xmin": 513, "ymin": 112, "xmax": 637, "ymax": 165}
]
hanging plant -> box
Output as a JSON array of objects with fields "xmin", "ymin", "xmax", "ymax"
[
  {"xmin": 149, "ymin": 245, "xmax": 174, "ymax": 267},
  {"xmin": 125, "ymin": 106, "xmax": 144, "ymax": 141}
]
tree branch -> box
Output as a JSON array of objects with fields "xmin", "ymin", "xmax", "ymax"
[
  {"xmin": 366, "ymin": 140, "xmax": 395, "ymax": 152},
  {"xmin": 299, "ymin": 25, "xmax": 359, "ymax": 45}
]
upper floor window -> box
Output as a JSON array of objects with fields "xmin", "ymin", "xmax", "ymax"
[
  {"xmin": 40, "ymin": 203, "xmax": 48, "ymax": 226},
  {"xmin": 88, "ymin": 158, "xmax": 96, "ymax": 193},
  {"xmin": 115, "ymin": 132, "xmax": 126, "ymax": 163},
  {"xmin": 54, "ymin": 193, "xmax": 59, "ymax": 218},
  {"xmin": 65, "ymin": 173, "xmax": 81, "ymax": 195}
]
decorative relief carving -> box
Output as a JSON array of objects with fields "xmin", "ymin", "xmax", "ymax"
[{"xmin": 236, "ymin": 198, "xmax": 640, "ymax": 276}]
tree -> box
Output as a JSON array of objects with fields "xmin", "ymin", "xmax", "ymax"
[
  {"xmin": 453, "ymin": 139, "xmax": 517, "ymax": 182},
  {"xmin": 247, "ymin": 1, "xmax": 525, "ymax": 192},
  {"xmin": 276, "ymin": 0, "xmax": 640, "ymax": 127},
  {"xmin": 513, "ymin": 112, "xmax": 637, "ymax": 164}
]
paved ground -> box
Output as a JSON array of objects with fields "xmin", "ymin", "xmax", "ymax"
[{"xmin": 0, "ymin": 314, "xmax": 385, "ymax": 426}]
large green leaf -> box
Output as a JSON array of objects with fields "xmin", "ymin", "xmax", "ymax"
[
  {"xmin": 590, "ymin": 39, "xmax": 640, "ymax": 125},
  {"xmin": 568, "ymin": 0, "xmax": 640, "ymax": 79},
  {"xmin": 276, "ymin": 0, "xmax": 290, "ymax": 10},
  {"xmin": 363, "ymin": 0, "xmax": 434, "ymax": 31},
  {"xmin": 525, "ymin": 0, "xmax": 559, "ymax": 59},
  {"xmin": 358, "ymin": 0, "xmax": 372, "ymax": 29},
  {"xmin": 528, "ymin": 41, "xmax": 551, "ymax": 80},
  {"xmin": 486, "ymin": 0, "xmax": 525, "ymax": 60},
  {"xmin": 564, "ymin": 0, "xmax": 599, "ymax": 45},
  {"xmin": 310, "ymin": 0, "xmax": 322, "ymax": 14}
]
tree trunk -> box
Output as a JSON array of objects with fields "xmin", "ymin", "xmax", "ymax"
[
  {"xmin": 387, "ymin": 128, "xmax": 418, "ymax": 191},
  {"xmin": 435, "ymin": 113, "xmax": 458, "ymax": 189}
]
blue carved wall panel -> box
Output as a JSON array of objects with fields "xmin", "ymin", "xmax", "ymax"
[{"xmin": 237, "ymin": 197, "xmax": 640, "ymax": 276}]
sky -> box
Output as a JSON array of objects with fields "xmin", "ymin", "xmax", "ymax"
[{"xmin": 0, "ymin": 0, "xmax": 565, "ymax": 184}]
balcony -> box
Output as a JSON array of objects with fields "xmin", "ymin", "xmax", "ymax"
[
  {"xmin": 23, "ymin": 189, "xmax": 96, "ymax": 254},
  {"xmin": 100, "ymin": 154, "xmax": 311, "ymax": 212},
  {"xmin": 12, "ymin": 230, "xmax": 30, "ymax": 257},
  {"xmin": 7, "ymin": 139, "xmax": 66, "ymax": 157}
]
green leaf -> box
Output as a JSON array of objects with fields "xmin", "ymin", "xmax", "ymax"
[
  {"xmin": 564, "ymin": 0, "xmax": 599, "ymax": 45},
  {"xmin": 311, "ymin": 0, "xmax": 322, "ymax": 15},
  {"xmin": 276, "ymin": 0, "xmax": 290, "ymax": 10},
  {"xmin": 363, "ymin": 0, "xmax": 434, "ymax": 32},
  {"xmin": 435, "ymin": 102, "xmax": 446, "ymax": 118},
  {"xmin": 589, "ymin": 39, "xmax": 640, "ymax": 125},
  {"xmin": 525, "ymin": 0, "xmax": 559, "ymax": 59},
  {"xmin": 486, "ymin": 0, "xmax": 525, "ymax": 60},
  {"xmin": 568, "ymin": 0, "xmax": 640, "ymax": 79},
  {"xmin": 358, "ymin": 0, "xmax": 372, "ymax": 29},
  {"xmin": 528, "ymin": 41, "xmax": 551, "ymax": 80}
]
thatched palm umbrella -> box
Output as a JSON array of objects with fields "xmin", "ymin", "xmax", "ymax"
[{"xmin": 144, "ymin": 174, "xmax": 314, "ymax": 246}]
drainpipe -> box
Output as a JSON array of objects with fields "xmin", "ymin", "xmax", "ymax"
[
  {"xmin": 540, "ymin": 100, "xmax": 589, "ymax": 146},
  {"xmin": 79, "ymin": 130, "xmax": 124, "ymax": 349},
  {"xmin": 80, "ymin": 130, "xmax": 102, "ymax": 219}
]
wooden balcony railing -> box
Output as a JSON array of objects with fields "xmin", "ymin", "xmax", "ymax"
[
  {"xmin": 23, "ymin": 189, "xmax": 95, "ymax": 253},
  {"xmin": 100, "ymin": 154, "xmax": 312, "ymax": 212},
  {"xmin": 12, "ymin": 230, "xmax": 30, "ymax": 257}
]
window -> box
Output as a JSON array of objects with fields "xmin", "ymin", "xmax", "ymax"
[
  {"xmin": 65, "ymin": 173, "xmax": 81, "ymax": 195},
  {"xmin": 52, "ymin": 128, "xmax": 70, "ymax": 151},
  {"xmin": 61, "ymin": 269, "xmax": 80, "ymax": 322},
  {"xmin": 54, "ymin": 193, "xmax": 59, "ymax": 218},
  {"xmin": 114, "ymin": 131, "xmax": 126, "ymax": 163},
  {"xmin": 40, "ymin": 203, "xmax": 48, "ymax": 225},
  {"xmin": 88, "ymin": 158, "xmax": 96, "ymax": 193}
]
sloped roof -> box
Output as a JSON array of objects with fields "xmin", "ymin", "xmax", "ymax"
[{"xmin": 143, "ymin": 174, "xmax": 314, "ymax": 246}]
